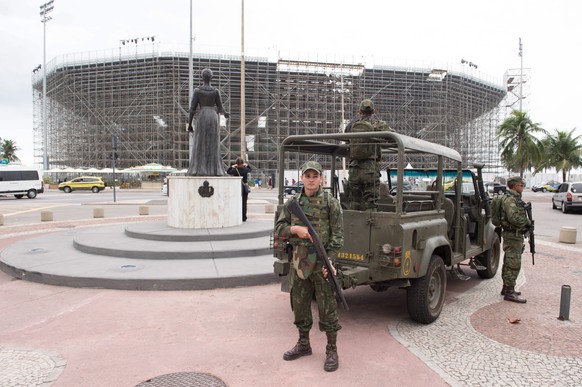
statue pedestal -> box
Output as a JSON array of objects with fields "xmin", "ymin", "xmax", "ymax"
[{"xmin": 168, "ymin": 176, "xmax": 242, "ymax": 229}]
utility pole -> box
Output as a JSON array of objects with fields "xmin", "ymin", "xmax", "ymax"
[
  {"xmin": 112, "ymin": 135, "xmax": 118, "ymax": 203},
  {"xmin": 240, "ymin": 0, "xmax": 246, "ymax": 161},
  {"xmin": 40, "ymin": 0, "xmax": 54, "ymax": 170},
  {"xmin": 188, "ymin": 0, "xmax": 194, "ymax": 170},
  {"xmin": 519, "ymin": 38, "xmax": 523, "ymax": 112},
  {"xmin": 189, "ymin": 0, "xmax": 193, "ymax": 104}
]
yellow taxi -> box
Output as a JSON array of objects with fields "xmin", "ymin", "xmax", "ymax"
[{"xmin": 58, "ymin": 176, "xmax": 105, "ymax": 193}]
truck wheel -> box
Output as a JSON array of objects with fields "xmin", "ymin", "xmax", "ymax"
[
  {"xmin": 476, "ymin": 234, "xmax": 500, "ymax": 279},
  {"xmin": 406, "ymin": 255, "xmax": 446, "ymax": 324},
  {"xmin": 15, "ymin": 194, "xmax": 24, "ymax": 199},
  {"xmin": 27, "ymin": 190, "xmax": 38, "ymax": 199}
]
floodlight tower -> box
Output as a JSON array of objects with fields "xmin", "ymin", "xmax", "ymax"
[
  {"xmin": 519, "ymin": 38, "xmax": 523, "ymax": 112},
  {"xmin": 40, "ymin": 0, "xmax": 54, "ymax": 170}
]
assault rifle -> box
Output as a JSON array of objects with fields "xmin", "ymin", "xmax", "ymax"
[
  {"xmin": 524, "ymin": 202, "xmax": 535, "ymax": 265},
  {"xmin": 287, "ymin": 200, "xmax": 349, "ymax": 310}
]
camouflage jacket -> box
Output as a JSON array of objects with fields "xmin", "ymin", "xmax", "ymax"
[
  {"xmin": 345, "ymin": 116, "xmax": 392, "ymax": 160},
  {"xmin": 501, "ymin": 189, "xmax": 531, "ymax": 234},
  {"xmin": 275, "ymin": 187, "xmax": 344, "ymax": 279},
  {"xmin": 345, "ymin": 115, "xmax": 391, "ymax": 133}
]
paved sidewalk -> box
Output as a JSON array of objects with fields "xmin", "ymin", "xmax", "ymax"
[
  {"xmin": 0, "ymin": 210, "xmax": 581, "ymax": 386},
  {"xmin": 0, "ymin": 347, "xmax": 65, "ymax": 387}
]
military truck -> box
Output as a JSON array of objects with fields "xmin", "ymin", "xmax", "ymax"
[{"xmin": 272, "ymin": 131, "xmax": 500, "ymax": 324}]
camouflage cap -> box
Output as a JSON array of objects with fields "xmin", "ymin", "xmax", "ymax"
[
  {"xmin": 301, "ymin": 161, "xmax": 323, "ymax": 175},
  {"xmin": 360, "ymin": 99, "xmax": 375, "ymax": 113},
  {"xmin": 507, "ymin": 176, "xmax": 525, "ymax": 185}
]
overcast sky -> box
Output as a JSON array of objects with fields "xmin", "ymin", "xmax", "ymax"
[{"xmin": 1, "ymin": 0, "xmax": 580, "ymax": 165}]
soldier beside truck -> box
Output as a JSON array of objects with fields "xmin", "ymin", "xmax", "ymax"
[{"xmin": 273, "ymin": 129, "xmax": 509, "ymax": 325}]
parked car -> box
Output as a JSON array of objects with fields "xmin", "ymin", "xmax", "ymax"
[
  {"xmin": 485, "ymin": 182, "xmax": 507, "ymax": 195},
  {"xmin": 532, "ymin": 181, "xmax": 560, "ymax": 192},
  {"xmin": 552, "ymin": 182, "xmax": 582, "ymax": 213},
  {"xmin": 0, "ymin": 164, "xmax": 44, "ymax": 199},
  {"xmin": 58, "ymin": 176, "xmax": 105, "ymax": 193},
  {"xmin": 284, "ymin": 181, "xmax": 303, "ymax": 194}
]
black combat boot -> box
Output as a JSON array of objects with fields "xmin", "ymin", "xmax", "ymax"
[
  {"xmin": 503, "ymin": 286, "xmax": 527, "ymax": 303},
  {"xmin": 324, "ymin": 332, "xmax": 339, "ymax": 372},
  {"xmin": 500, "ymin": 285, "xmax": 521, "ymax": 296},
  {"xmin": 283, "ymin": 331, "xmax": 312, "ymax": 361}
]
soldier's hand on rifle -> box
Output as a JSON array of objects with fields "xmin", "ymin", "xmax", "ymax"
[
  {"xmin": 290, "ymin": 225, "xmax": 313, "ymax": 242},
  {"xmin": 322, "ymin": 264, "xmax": 337, "ymax": 279}
]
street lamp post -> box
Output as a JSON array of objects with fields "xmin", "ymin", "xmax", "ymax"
[
  {"xmin": 40, "ymin": 0, "xmax": 54, "ymax": 171},
  {"xmin": 519, "ymin": 38, "xmax": 523, "ymax": 112},
  {"xmin": 240, "ymin": 0, "xmax": 246, "ymax": 161},
  {"xmin": 188, "ymin": 1, "xmax": 194, "ymax": 170}
]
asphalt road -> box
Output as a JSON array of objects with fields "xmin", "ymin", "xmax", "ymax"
[
  {"xmin": 519, "ymin": 190, "xmax": 581, "ymax": 243},
  {"xmin": 0, "ymin": 188, "xmax": 579, "ymax": 244},
  {"xmin": 0, "ymin": 188, "xmax": 279, "ymax": 227}
]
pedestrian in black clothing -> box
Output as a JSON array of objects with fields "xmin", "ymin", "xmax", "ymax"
[{"xmin": 227, "ymin": 157, "xmax": 252, "ymax": 221}]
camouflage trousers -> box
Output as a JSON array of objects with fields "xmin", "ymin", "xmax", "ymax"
[
  {"xmin": 501, "ymin": 232, "xmax": 524, "ymax": 287},
  {"xmin": 290, "ymin": 268, "xmax": 341, "ymax": 334},
  {"xmin": 347, "ymin": 160, "xmax": 380, "ymax": 211}
]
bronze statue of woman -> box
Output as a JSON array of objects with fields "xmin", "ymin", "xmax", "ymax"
[{"xmin": 186, "ymin": 68, "xmax": 230, "ymax": 176}]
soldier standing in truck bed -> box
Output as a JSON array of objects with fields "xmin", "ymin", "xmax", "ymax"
[{"xmin": 344, "ymin": 99, "xmax": 392, "ymax": 211}]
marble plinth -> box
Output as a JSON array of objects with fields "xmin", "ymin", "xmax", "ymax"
[{"xmin": 168, "ymin": 176, "xmax": 242, "ymax": 229}]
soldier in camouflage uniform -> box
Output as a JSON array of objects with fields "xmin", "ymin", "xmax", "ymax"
[
  {"xmin": 500, "ymin": 176, "xmax": 530, "ymax": 303},
  {"xmin": 275, "ymin": 161, "xmax": 344, "ymax": 372},
  {"xmin": 345, "ymin": 99, "xmax": 392, "ymax": 211}
]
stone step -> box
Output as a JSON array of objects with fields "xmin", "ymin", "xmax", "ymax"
[
  {"xmin": 124, "ymin": 220, "xmax": 272, "ymax": 242},
  {"xmin": 74, "ymin": 224, "xmax": 271, "ymax": 259},
  {"xmin": 0, "ymin": 221, "xmax": 279, "ymax": 291}
]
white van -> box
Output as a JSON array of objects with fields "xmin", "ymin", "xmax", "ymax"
[{"xmin": 0, "ymin": 165, "xmax": 44, "ymax": 199}]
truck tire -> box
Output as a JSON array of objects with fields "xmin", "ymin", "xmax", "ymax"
[
  {"xmin": 27, "ymin": 190, "xmax": 37, "ymax": 199},
  {"xmin": 406, "ymin": 255, "xmax": 446, "ymax": 324},
  {"xmin": 476, "ymin": 234, "xmax": 500, "ymax": 279}
]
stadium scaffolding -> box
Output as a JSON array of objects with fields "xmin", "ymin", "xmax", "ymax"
[{"xmin": 32, "ymin": 45, "xmax": 506, "ymax": 177}]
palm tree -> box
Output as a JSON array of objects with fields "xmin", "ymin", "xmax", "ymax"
[
  {"xmin": 497, "ymin": 110, "xmax": 546, "ymax": 177},
  {"xmin": 1, "ymin": 138, "xmax": 20, "ymax": 162},
  {"xmin": 536, "ymin": 129, "xmax": 582, "ymax": 182}
]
